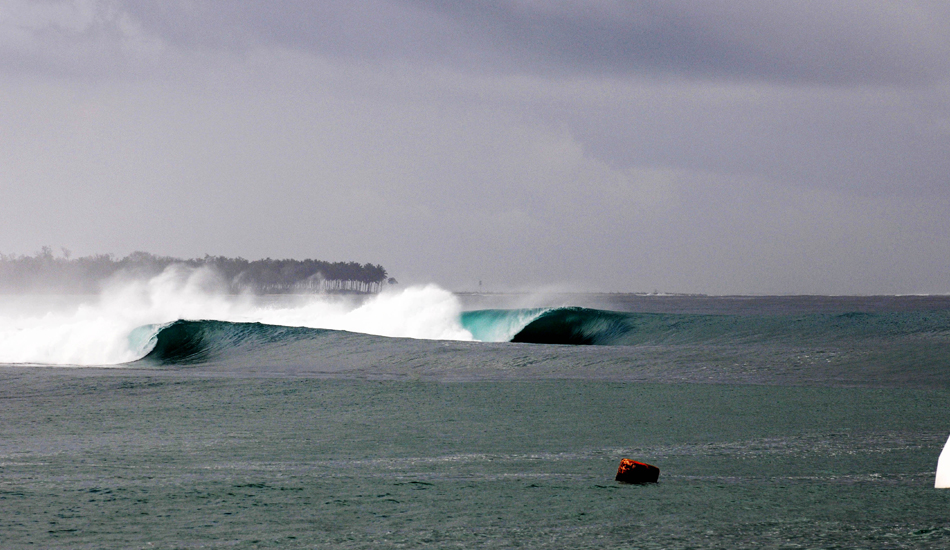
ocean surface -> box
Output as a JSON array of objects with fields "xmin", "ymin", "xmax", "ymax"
[{"xmin": 1, "ymin": 278, "xmax": 949, "ymax": 548}]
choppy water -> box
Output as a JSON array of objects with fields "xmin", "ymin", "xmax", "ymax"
[{"xmin": 1, "ymin": 287, "xmax": 949, "ymax": 548}]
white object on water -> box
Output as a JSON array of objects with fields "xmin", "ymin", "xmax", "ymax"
[{"xmin": 937, "ymin": 434, "xmax": 950, "ymax": 488}]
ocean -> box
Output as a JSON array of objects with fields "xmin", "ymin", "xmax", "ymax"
[{"xmin": 1, "ymin": 277, "xmax": 949, "ymax": 548}]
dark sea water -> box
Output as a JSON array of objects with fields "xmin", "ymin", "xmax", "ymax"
[{"xmin": 2, "ymin": 292, "xmax": 950, "ymax": 548}]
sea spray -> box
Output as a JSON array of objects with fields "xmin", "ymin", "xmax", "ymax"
[
  {"xmin": 0, "ymin": 264, "xmax": 473, "ymax": 366},
  {"xmin": 254, "ymin": 284, "xmax": 472, "ymax": 341}
]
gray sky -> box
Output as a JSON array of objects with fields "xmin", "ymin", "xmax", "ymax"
[{"xmin": 1, "ymin": 0, "xmax": 949, "ymax": 294}]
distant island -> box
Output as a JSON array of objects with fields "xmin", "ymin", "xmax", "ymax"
[{"xmin": 0, "ymin": 248, "xmax": 394, "ymax": 294}]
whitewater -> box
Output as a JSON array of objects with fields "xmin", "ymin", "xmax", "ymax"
[
  {"xmin": 3, "ymin": 265, "xmax": 950, "ymax": 548},
  {"xmin": 0, "ymin": 265, "xmax": 482, "ymax": 365}
]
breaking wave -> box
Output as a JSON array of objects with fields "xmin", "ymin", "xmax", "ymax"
[
  {"xmin": 131, "ymin": 305, "xmax": 950, "ymax": 367},
  {"xmin": 0, "ymin": 265, "xmax": 470, "ymax": 366},
  {"xmin": 501, "ymin": 307, "xmax": 950, "ymax": 346},
  {"xmin": 3, "ymin": 264, "xmax": 950, "ymax": 367}
]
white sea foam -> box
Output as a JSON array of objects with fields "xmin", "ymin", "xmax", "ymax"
[{"xmin": 0, "ymin": 265, "xmax": 473, "ymax": 366}]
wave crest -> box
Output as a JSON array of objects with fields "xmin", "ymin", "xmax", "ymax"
[{"xmin": 0, "ymin": 265, "xmax": 471, "ymax": 366}]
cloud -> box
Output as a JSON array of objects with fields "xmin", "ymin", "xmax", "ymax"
[
  {"xmin": 0, "ymin": 0, "xmax": 164, "ymax": 75},
  {"xmin": 2, "ymin": 2, "xmax": 950, "ymax": 293},
  {"xmin": 4, "ymin": 1, "xmax": 949, "ymax": 85}
]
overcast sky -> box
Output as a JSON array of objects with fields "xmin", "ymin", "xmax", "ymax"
[{"xmin": 2, "ymin": 0, "xmax": 949, "ymax": 294}]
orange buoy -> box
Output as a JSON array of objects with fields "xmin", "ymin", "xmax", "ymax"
[{"xmin": 615, "ymin": 458, "xmax": 660, "ymax": 484}]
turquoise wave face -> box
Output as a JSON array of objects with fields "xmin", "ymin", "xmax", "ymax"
[
  {"xmin": 142, "ymin": 320, "xmax": 332, "ymax": 364},
  {"xmin": 460, "ymin": 308, "xmax": 550, "ymax": 342}
]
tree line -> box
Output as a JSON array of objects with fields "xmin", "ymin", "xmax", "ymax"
[{"xmin": 0, "ymin": 247, "xmax": 394, "ymax": 294}]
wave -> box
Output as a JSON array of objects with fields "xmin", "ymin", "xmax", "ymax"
[
  {"xmin": 460, "ymin": 308, "xmax": 549, "ymax": 342},
  {"xmin": 125, "ymin": 306, "xmax": 950, "ymax": 369},
  {"xmin": 138, "ymin": 320, "xmax": 333, "ymax": 365},
  {"xmin": 3, "ymin": 265, "xmax": 949, "ymax": 367},
  {"xmin": 492, "ymin": 307, "xmax": 950, "ymax": 346},
  {"xmin": 0, "ymin": 265, "xmax": 471, "ymax": 366}
]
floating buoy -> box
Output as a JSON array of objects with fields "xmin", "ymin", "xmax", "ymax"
[
  {"xmin": 937, "ymin": 434, "xmax": 950, "ymax": 489},
  {"xmin": 616, "ymin": 458, "xmax": 659, "ymax": 484}
]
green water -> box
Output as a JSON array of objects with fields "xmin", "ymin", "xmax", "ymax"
[{"xmin": 2, "ymin": 371, "xmax": 948, "ymax": 548}]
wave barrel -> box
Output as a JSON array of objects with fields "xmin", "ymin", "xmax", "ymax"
[{"xmin": 615, "ymin": 458, "xmax": 660, "ymax": 484}]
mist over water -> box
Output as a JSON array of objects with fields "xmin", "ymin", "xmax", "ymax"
[{"xmin": 0, "ymin": 264, "xmax": 472, "ymax": 366}]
